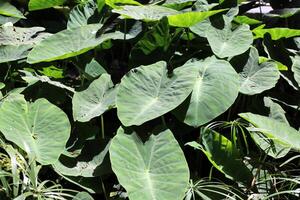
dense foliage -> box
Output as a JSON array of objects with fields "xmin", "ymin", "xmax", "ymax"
[{"xmin": 0, "ymin": 0, "xmax": 300, "ymax": 199}]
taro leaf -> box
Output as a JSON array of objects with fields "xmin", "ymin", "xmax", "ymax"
[
  {"xmin": 163, "ymin": 0, "xmax": 195, "ymax": 10},
  {"xmin": 132, "ymin": 18, "xmax": 170, "ymax": 55},
  {"xmin": 0, "ymin": 23, "xmax": 51, "ymax": 63},
  {"xmin": 175, "ymin": 56, "xmax": 239, "ymax": 127},
  {"xmin": 295, "ymin": 37, "xmax": 300, "ymax": 49},
  {"xmin": 187, "ymin": 129, "xmax": 253, "ymax": 185},
  {"xmin": 53, "ymin": 140, "xmax": 111, "ymax": 177},
  {"xmin": 292, "ymin": 55, "xmax": 300, "ymax": 88},
  {"xmin": 239, "ymin": 47, "xmax": 280, "ymax": 95},
  {"xmin": 253, "ymin": 26, "xmax": 300, "ymax": 40},
  {"xmin": 85, "ymin": 59, "xmax": 106, "ymax": 78},
  {"xmin": 112, "ymin": 5, "xmax": 179, "ymax": 21},
  {"xmin": 234, "ymin": 15, "xmax": 262, "ymax": 25},
  {"xmin": 20, "ymin": 70, "xmax": 75, "ymax": 93},
  {"xmin": 109, "ymin": 127, "xmax": 190, "ymax": 200},
  {"xmin": 206, "ymin": 24, "xmax": 253, "ymax": 58},
  {"xmin": 0, "ymin": 94, "xmax": 71, "ymax": 165},
  {"xmin": 116, "ymin": 61, "xmax": 197, "ymax": 126},
  {"xmin": 67, "ymin": 1, "xmax": 97, "ymax": 29},
  {"xmin": 266, "ymin": 8, "xmax": 300, "ymax": 18},
  {"xmin": 0, "ymin": 15, "xmax": 19, "ymax": 25},
  {"xmin": 72, "ymin": 73, "xmax": 117, "ymax": 122},
  {"xmin": 73, "ymin": 192, "xmax": 94, "ymax": 200},
  {"xmin": 239, "ymin": 113, "xmax": 300, "ymax": 151},
  {"xmin": 38, "ymin": 66, "xmax": 64, "ymax": 79},
  {"xmin": 0, "ymin": 1, "xmax": 25, "ymax": 19},
  {"xmin": 249, "ymin": 97, "xmax": 291, "ymax": 159},
  {"xmin": 97, "ymin": 0, "xmax": 105, "ymax": 12},
  {"xmin": 259, "ymin": 56, "xmax": 288, "ymax": 71},
  {"xmin": 106, "ymin": 0, "xmax": 141, "ymax": 9},
  {"xmin": 167, "ymin": 10, "xmax": 224, "ymax": 27},
  {"xmin": 28, "ymin": 0, "xmax": 66, "ymax": 11},
  {"xmin": 27, "ymin": 23, "xmax": 140, "ymax": 64},
  {"xmin": 190, "ymin": 19, "xmax": 211, "ymax": 38}
]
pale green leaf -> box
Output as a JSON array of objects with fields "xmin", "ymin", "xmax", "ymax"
[
  {"xmin": 292, "ymin": 55, "xmax": 300, "ymax": 88},
  {"xmin": 85, "ymin": 59, "xmax": 106, "ymax": 77},
  {"xmin": 0, "ymin": 1, "xmax": 25, "ymax": 18},
  {"xmin": 109, "ymin": 127, "xmax": 190, "ymax": 200}
]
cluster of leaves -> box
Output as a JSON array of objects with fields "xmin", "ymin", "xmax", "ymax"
[{"xmin": 0, "ymin": 0, "xmax": 300, "ymax": 199}]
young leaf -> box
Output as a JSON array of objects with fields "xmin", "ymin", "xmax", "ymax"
[
  {"xmin": 0, "ymin": 94, "xmax": 71, "ymax": 165},
  {"xmin": 72, "ymin": 73, "xmax": 117, "ymax": 122},
  {"xmin": 116, "ymin": 61, "xmax": 198, "ymax": 126},
  {"xmin": 109, "ymin": 127, "xmax": 190, "ymax": 200},
  {"xmin": 175, "ymin": 56, "xmax": 239, "ymax": 127},
  {"xmin": 239, "ymin": 47, "xmax": 280, "ymax": 95},
  {"xmin": 28, "ymin": 0, "xmax": 65, "ymax": 11}
]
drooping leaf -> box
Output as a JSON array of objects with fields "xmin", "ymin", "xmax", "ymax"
[
  {"xmin": 0, "ymin": 94, "xmax": 71, "ymax": 165},
  {"xmin": 206, "ymin": 24, "xmax": 253, "ymax": 58},
  {"xmin": 27, "ymin": 23, "xmax": 140, "ymax": 64},
  {"xmin": 292, "ymin": 55, "xmax": 300, "ymax": 88},
  {"xmin": 72, "ymin": 73, "xmax": 117, "ymax": 122},
  {"xmin": 112, "ymin": 5, "xmax": 179, "ymax": 21},
  {"xmin": 54, "ymin": 140, "xmax": 111, "ymax": 177},
  {"xmin": 239, "ymin": 47, "xmax": 280, "ymax": 95},
  {"xmin": 239, "ymin": 113, "xmax": 300, "ymax": 151},
  {"xmin": 67, "ymin": 0, "xmax": 97, "ymax": 29},
  {"xmin": 187, "ymin": 129, "xmax": 253, "ymax": 185},
  {"xmin": 0, "ymin": 23, "xmax": 51, "ymax": 63},
  {"xmin": 253, "ymin": 25, "xmax": 300, "ymax": 40},
  {"xmin": 109, "ymin": 127, "xmax": 190, "ymax": 200},
  {"xmin": 167, "ymin": 9, "xmax": 224, "ymax": 27},
  {"xmin": 116, "ymin": 61, "xmax": 197, "ymax": 126},
  {"xmin": 234, "ymin": 15, "xmax": 262, "ymax": 25},
  {"xmin": 28, "ymin": 0, "xmax": 66, "ymax": 11},
  {"xmin": 0, "ymin": 1, "xmax": 25, "ymax": 18},
  {"xmin": 85, "ymin": 59, "xmax": 106, "ymax": 78},
  {"xmin": 175, "ymin": 56, "xmax": 239, "ymax": 127}
]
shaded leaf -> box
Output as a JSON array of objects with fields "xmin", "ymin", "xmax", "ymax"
[
  {"xmin": 0, "ymin": 1, "xmax": 25, "ymax": 18},
  {"xmin": 28, "ymin": 0, "xmax": 66, "ymax": 11}
]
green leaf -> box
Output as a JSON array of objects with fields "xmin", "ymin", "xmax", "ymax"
[
  {"xmin": 167, "ymin": 10, "xmax": 224, "ymax": 27},
  {"xmin": 27, "ymin": 24, "xmax": 140, "ymax": 64},
  {"xmin": 97, "ymin": 0, "xmax": 105, "ymax": 12},
  {"xmin": 67, "ymin": 0, "xmax": 97, "ymax": 29},
  {"xmin": 292, "ymin": 55, "xmax": 300, "ymax": 88},
  {"xmin": 72, "ymin": 73, "xmax": 117, "ymax": 122},
  {"xmin": 239, "ymin": 112, "xmax": 300, "ymax": 151},
  {"xmin": 38, "ymin": 66, "xmax": 64, "ymax": 79},
  {"xmin": 259, "ymin": 56, "xmax": 288, "ymax": 71},
  {"xmin": 264, "ymin": 97, "xmax": 289, "ymax": 124},
  {"xmin": 112, "ymin": 5, "xmax": 179, "ymax": 21},
  {"xmin": 116, "ymin": 61, "xmax": 197, "ymax": 126},
  {"xmin": 106, "ymin": 0, "xmax": 141, "ymax": 9},
  {"xmin": 206, "ymin": 24, "xmax": 253, "ymax": 58},
  {"xmin": 265, "ymin": 8, "xmax": 300, "ymax": 18},
  {"xmin": 28, "ymin": 0, "xmax": 66, "ymax": 11},
  {"xmin": 0, "ymin": 1, "xmax": 25, "ymax": 18},
  {"xmin": 0, "ymin": 15, "xmax": 19, "ymax": 25},
  {"xmin": 0, "ymin": 94, "xmax": 71, "ymax": 165},
  {"xmin": 175, "ymin": 56, "xmax": 239, "ymax": 127},
  {"xmin": 109, "ymin": 127, "xmax": 190, "ymax": 200},
  {"xmin": 239, "ymin": 47, "xmax": 280, "ymax": 95},
  {"xmin": 253, "ymin": 25, "xmax": 300, "ymax": 40},
  {"xmin": 163, "ymin": 0, "xmax": 195, "ymax": 10},
  {"xmin": 54, "ymin": 140, "xmax": 111, "ymax": 177},
  {"xmin": 188, "ymin": 129, "xmax": 253, "ymax": 185},
  {"xmin": 234, "ymin": 15, "xmax": 262, "ymax": 25},
  {"xmin": 85, "ymin": 59, "xmax": 106, "ymax": 78},
  {"xmin": 73, "ymin": 192, "xmax": 94, "ymax": 200},
  {"xmin": 0, "ymin": 23, "xmax": 51, "ymax": 63}
]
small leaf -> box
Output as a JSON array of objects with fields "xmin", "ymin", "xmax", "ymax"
[
  {"xmin": 239, "ymin": 47, "xmax": 280, "ymax": 95},
  {"xmin": 72, "ymin": 74, "xmax": 116, "ymax": 122},
  {"xmin": 28, "ymin": 0, "xmax": 66, "ymax": 11},
  {"xmin": 109, "ymin": 127, "xmax": 190, "ymax": 200},
  {"xmin": 85, "ymin": 59, "xmax": 106, "ymax": 78},
  {"xmin": 38, "ymin": 66, "xmax": 64, "ymax": 79}
]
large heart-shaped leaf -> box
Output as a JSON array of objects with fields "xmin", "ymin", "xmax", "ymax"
[
  {"xmin": 109, "ymin": 127, "xmax": 190, "ymax": 200},
  {"xmin": 239, "ymin": 47, "xmax": 280, "ymax": 95},
  {"xmin": 292, "ymin": 55, "xmax": 300, "ymax": 87},
  {"xmin": 0, "ymin": 94, "xmax": 71, "ymax": 165},
  {"xmin": 72, "ymin": 73, "xmax": 117, "ymax": 122},
  {"xmin": 0, "ymin": 1, "xmax": 25, "ymax": 18},
  {"xmin": 112, "ymin": 5, "xmax": 179, "ymax": 21},
  {"xmin": 206, "ymin": 24, "xmax": 253, "ymax": 58},
  {"xmin": 168, "ymin": 10, "xmax": 224, "ymax": 27},
  {"xmin": 239, "ymin": 112, "xmax": 300, "ymax": 151},
  {"xmin": 253, "ymin": 26, "xmax": 300, "ymax": 40},
  {"xmin": 116, "ymin": 61, "xmax": 197, "ymax": 126},
  {"xmin": 28, "ymin": 0, "xmax": 65, "ymax": 11},
  {"xmin": 27, "ymin": 24, "xmax": 140, "ymax": 64},
  {"xmin": 175, "ymin": 56, "xmax": 239, "ymax": 127},
  {"xmin": 187, "ymin": 129, "xmax": 253, "ymax": 185}
]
